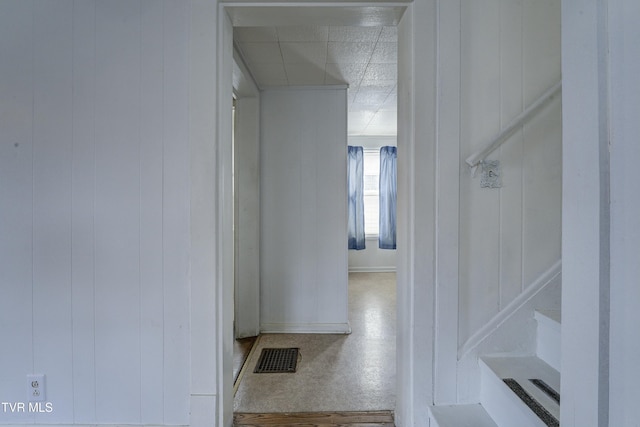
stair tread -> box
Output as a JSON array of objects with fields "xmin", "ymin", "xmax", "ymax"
[
  {"xmin": 480, "ymin": 355, "xmax": 560, "ymax": 423},
  {"xmin": 535, "ymin": 309, "xmax": 561, "ymax": 325},
  {"xmin": 430, "ymin": 404, "xmax": 498, "ymax": 427}
]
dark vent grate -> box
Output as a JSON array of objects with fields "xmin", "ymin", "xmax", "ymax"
[
  {"xmin": 254, "ymin": 348, "xmax": 299, "ymax": 373},
  {"xmin": 529, "ymin": 378, "xmax": 560, "ymax": 404},
  {"xmin": 503, "ymin": 378, "xmax": 559, "ymax": 427}
]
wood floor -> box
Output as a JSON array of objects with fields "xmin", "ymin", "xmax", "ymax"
[{"xmin": 234, "ymin": 410, "xmax": 395, "ymax": 427}]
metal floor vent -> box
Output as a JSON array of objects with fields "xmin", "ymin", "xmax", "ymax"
[{"xmin": 254, "ymin": 348, "xmax": 299, "ymax": 373}]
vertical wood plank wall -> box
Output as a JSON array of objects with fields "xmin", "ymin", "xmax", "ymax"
[
  {"xmin": 260, "ymin": 87, "xmax": 349, "ymax": 332},
  {"xmin": 458, "ymin": 0, "xmax": 562, "ymax": 347},
  {"xmin": 0, "ymin": 1, "xmax": 190, "ymax": 424}
]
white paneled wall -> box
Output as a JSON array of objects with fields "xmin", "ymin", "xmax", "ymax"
[
  {"xmin": 458, "ymin": 0, "xmax": 561, "ymax": 347},
  {"xmin": 0, "ymin": 1, "xmax": 190, "ymax": 424},
  {"xmin": 260, "ymin": 87, "xmax": 349, "ymax": 333}
]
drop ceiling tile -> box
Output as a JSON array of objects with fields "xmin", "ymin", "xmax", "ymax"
[
  {"xmin": 354, "ymin": 89, "xmax": 391, "ymax": 106},
  {"xmin": 378, "ymin": 26, "xmax": 398, "ymax": 42},
  {"xmin": 325, "ymin": 74, "xmax": 345, "ymax": 85},
  {"xmin": 364, "ymin": 110, "xmax": 397, "ymax": 135},
  {"xmin": 348, "ymin": 111, "xmax": 375, "ymax": 134},
  {"xmin": 325, "ymin": 63, "xmax": 367, "ymax": 85},
  {"xmin": 328, "ymin": 26, "xmax": 382, "ymax": 42},
  {"xmin": 358, "ymin": 80, "xmax": 396, "ymax": 94},
  {"xmin": 350, "ymin": 101, "xmax": 379, "ymax": 113},
  {"xmin": 361, "ymin": 63, "xmax": 397, "ymax": 83},
  {"xmin": 234, "ymin": 26, "xmax": 278, "ymax": 42},
  {"xmin": 239, "ymin": 42, "xmax": 283, "ymax": 64},
  {"xmin": 347, "ymin": 90, "xmax": 358, "ymax": 105},
  {"xmin": 276, "ymin": 25, "xmax": 329, "ymax": 42},
  {"xmin": 252, "ymin": 63, "xmax": 288, "ymax": 87},
  {"xmin": 380, "ymin": 92, "xmax": 398, "ymax": 110},
  {"xmin": 280, "ymin": 42, "xmax": 327, "ymax": 66},
  {"xmin": 285, "ymin": 63, "xmax": 326, "ymax": 85},
  {"xmin": 327, "ymin": 42, "xmax": 376, "ymax": 63},
  {"xmin": 370, "ymin": 42, "xmax": 397, "ymax": 63}
]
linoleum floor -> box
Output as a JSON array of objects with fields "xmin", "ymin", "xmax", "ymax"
[{"xmin": 233, "ymin": 272, "xmax": 396, "ymax": 413}]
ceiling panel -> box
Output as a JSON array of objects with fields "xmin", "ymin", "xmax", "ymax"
[
  {"xmin": 328, "ymin": 26, "xmax": 381, "ymax": 42},
  {"xmin": 276, "ymin": 25, "xmax": 329, "ymax": 42},
  {"xmin": 239, "ymin": 42, "xmax": 282, "ymax": 64},
  {"xmin": 234, "ymin": 26, "xmax": 278, "ymax": 42},
  {"xmin": 326, "ymin": 42, "xmax": 376, "ymax": 64},
  {"xmin": 234, "ymin": 23, "xmax": 398, "ymax": 136},
  {"xmin": 280, "ymin": 42, "xmax": 328, "ymax": 66},
  {"xmin": 370, "ymin": 42, "xmax": 397, "ymax": 63},
  {"xmin": 285, "ymin": 63, "xmax": 326, "ymax": 85},
  {"xmin": 251, "ymin": 63, "xmax": 288, "ymax": 86}
]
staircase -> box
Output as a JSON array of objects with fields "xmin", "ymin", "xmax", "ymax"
[{"xmin": 429, "ymin": 310, "xmax": 561, "ymax": 427}]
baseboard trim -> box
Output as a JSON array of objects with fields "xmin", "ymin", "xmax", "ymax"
[
  {"xmin": 348, "ymin": 267, "xmax": 396, "ymax": 273},
  {"xmin": 458, "ymin": 260, "xmax": 562, "ymax": 359},
  {"xmin": 260, "ymin": 322, "xmax": 352, "ymax": 334}
]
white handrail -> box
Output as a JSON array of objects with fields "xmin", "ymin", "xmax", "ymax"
[{"xmin": 465, "ymin": 81, "xmax": 562, "ymax": 169}]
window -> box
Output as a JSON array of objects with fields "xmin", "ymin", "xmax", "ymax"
[{"xmin": 363, "ymin": 149, "xmax": 380, "ymax": 236}]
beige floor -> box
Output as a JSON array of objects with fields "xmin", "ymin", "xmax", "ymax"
[{"xmin": 234, "ymin": 272, "xmax": 396, "ymax": 413}]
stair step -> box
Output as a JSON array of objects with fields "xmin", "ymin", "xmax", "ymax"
[
  {"xmin": 480, "ymin": 355, "xmax": 560, "ymax": 427},
  {"xmin": 535, "ymin": 310, "xmax": 561, "ymax": 372},
  {"xmin": 429, "ymin": 404, "xmax": 498, "ymax": 427}
]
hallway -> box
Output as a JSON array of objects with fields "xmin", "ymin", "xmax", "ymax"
[{"xmin": 233, "ymin": 272, "xmax": 396, "ymax": 413}]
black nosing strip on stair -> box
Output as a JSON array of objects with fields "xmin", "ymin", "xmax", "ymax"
[
  {"xmin": 529, "ymin": 378, "xmax": 560, "ymax": 405},
  {"xmin": 503, "ymin": 378, "xmax": 559, "ymax": 427}
]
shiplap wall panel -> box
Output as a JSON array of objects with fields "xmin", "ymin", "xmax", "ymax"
[
  {"xmin": 522, "ymin": 102, "xmax": 562, "ymax": 286},
  {"xmin": 459, "ymin": 0, "xmax": 502, "ymax": 344},
  {"xmin": 161, "ymin": 1, "xmax": 190, "ymax": 422},
  {"xmin": 498, "ymin": 0, "xmax": 524, "ymax": 307},
  {"xmin": 260, "ymin": 88, "xmax": 349, "ymax": 330},
  {"xmin": 522, "ymin": 0, "xmax": 561, "ymax": 106},
  {"xmin": 94, "ymin": 0, "xmax": 143, "ymax": 421},
  {"xmin": 139, "ymin": 0, "xmax": 166, "ymax": 423},
  {"xmin": 314, "ymin": 93, "xmax": 348, "ymax": 322},
  {"xmin": 0, "ymin": 1, "xmax": 35, "ymax": 422},
  {"xmin": 459, "ymin": 0, "xmax": 561, "ymax": 346},
  {"xmin": 521, "ymin": 0, "xmax": 562, "ymax": 287},
  {"xmin": 298, "ymin": 116, "xmax": 318, "ymax": 323},
  {"xmin": 261, "ymin": 93, "xmax": 301, "ymax": 322},
  {"xmin": 32, "ymin": 1, "xmax": 75, "ymax": 422},
  {"xmin": 0, "ymin": 1, "xmax": 191, "ymax": 424},
  {"xmin": 71, "ymin": 0, "xmax": 98, "ymax": 422}
]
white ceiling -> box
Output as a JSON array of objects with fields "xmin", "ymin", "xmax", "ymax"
[{"xmin": 234, "ymin": 25, "xmax": 398, "ymax": 136}]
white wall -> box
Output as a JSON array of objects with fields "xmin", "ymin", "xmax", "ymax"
[
  {"xmin": 347, "ymin": 136, "xmax": 397, "ymax": 272},
  {"xmin": 561, "ymin": 0, "xmax": 640, "ymax": 425},
  {"xmin": 260, "ymin": 87, "xmax": 349, "ymax": 333},
  {"xmin": 395, "ymin": 2, "xmax": 438, "ymax": 424},
  {"xmin": 233, "ymin": 55, "xmax": 261, "ymax": 339},
  {"xmin": 0, "ymin": 0, "xmax": 190, "ymax": 424},
  {"xmin": 458, "ymin": 0, "xmax": 562, "ymax": 347},
  {"xmin": 607, "ymin": 0, "xmax": 640, "ymax": 423}
]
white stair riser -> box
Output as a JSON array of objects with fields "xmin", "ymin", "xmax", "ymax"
[
  {"xmin": 480, "ymin": 362, "xmax": 548, "ymax": 427},
  {"xmin": 535, "ymin": 312, "xmax": 561, "ymax": 372}
]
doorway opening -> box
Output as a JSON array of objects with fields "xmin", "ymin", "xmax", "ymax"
[{"xmin": 225, "ymin": 3, "xmax": 404, "ymax": 421}]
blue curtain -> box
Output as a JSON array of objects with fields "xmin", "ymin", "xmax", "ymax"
[
  {"xmin": 347, "ymin": 146, "xmax": 365, "ymax": 250},
  {"xmin": 379, "ymin": 146, "xmax": 397, "ymax": 249}
]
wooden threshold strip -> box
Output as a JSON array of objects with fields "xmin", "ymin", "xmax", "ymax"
[{"xmin": 234, "ymin": 410, "xmax": 394, "ymax": 426}]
